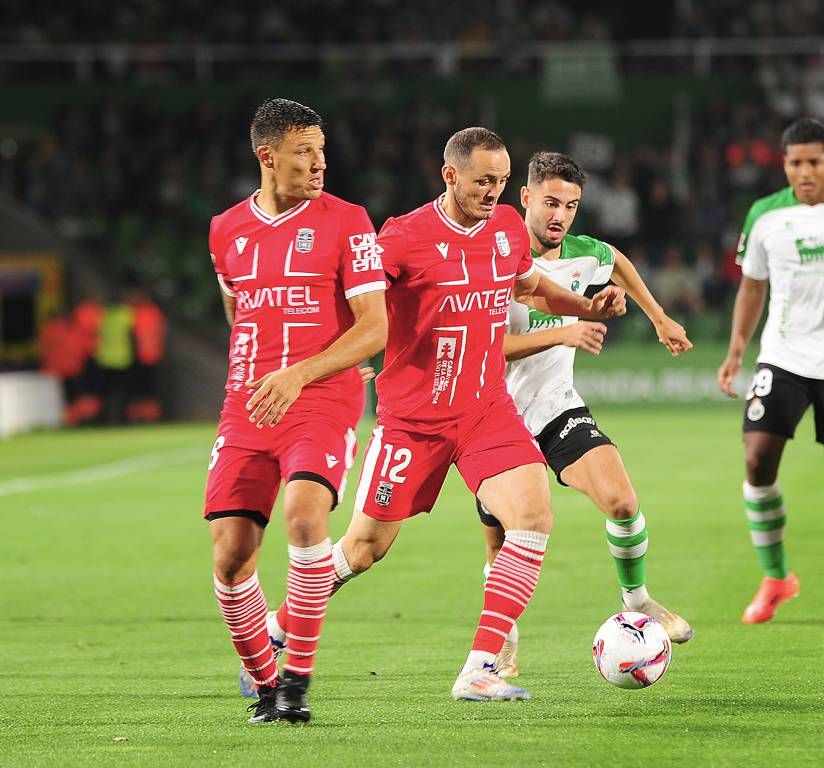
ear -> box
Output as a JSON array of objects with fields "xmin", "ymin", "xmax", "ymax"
[
  {"xmin": 256, "ymin": 144, "xmax": 275, "ymax": 169},
  {"xmin": 442, "ymin": 163, "xmax": 456, "ymax": 187},
  {"xmin": 520, "ymin": 185, "xmax": 530, "ymax": 210}
]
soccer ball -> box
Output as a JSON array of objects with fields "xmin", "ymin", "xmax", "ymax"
[{"xmin": 592, "ymin": 612, "xmax": 672, "ymax": 689}]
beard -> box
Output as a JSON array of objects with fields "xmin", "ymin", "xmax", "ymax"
[{"xmin": 532, "ymin": 225, "xmax": 563, "ymax": 250}]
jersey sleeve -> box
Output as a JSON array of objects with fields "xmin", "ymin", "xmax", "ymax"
[
  {"xmin": 376, "ymin": 217, "xmax": 408, "ymax": 282},
  {"xmin": 588, "ymin": 236, "xmax": 616, "ymax": 284},
  {"xmin": 513, "ymin": 217, "xmax": 535, "ymax": 281},
  {"xmin": 735, "ymin": 206, "xmax": 770, "ymax": 280},
  {"xmin": 736, "ymin": 203, "xmax": 769, "ymax": 280},
  {"xmin": 339, "ymin": 206, "xmax": 387, "ymax": 300},
  {"xmin": 209, "ymin": 216, "xmax": 236, "ymax": 297}
]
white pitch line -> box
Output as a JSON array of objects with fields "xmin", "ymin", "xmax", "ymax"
[{"xmin": 0, "ymin": 446, "xmax": 205, "ymax": 498}]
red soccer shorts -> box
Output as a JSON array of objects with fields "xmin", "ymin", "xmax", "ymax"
[
  {"xmin": 204, "ymin": 396, "xmax": 358, "ymax": 527},
  {"xmin": 354, "ymin": 394, "xmax": 545, "ymax": 522}
]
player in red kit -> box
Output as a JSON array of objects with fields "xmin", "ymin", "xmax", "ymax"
[
  {"xmin": 206, "ymin": 98, "xmax": 387, "ymax": 724},
  {"xmin": 255, "ymin": 127, "xmax": 626, "ymax": 703}
]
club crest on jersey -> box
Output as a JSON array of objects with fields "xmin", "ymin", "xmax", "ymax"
[
  {"xmin": 495, "ymin": 231, "xmax": 511, "ymax": 257},
  {"xmin": 375, "ymin": 481, "xmax": 393, "ymax": 507},
  {"xmin": 295, "ymin": 228, "xmax": 315, "ymax": 253}
]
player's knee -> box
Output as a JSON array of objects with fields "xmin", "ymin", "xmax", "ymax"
[
  {"xmin": 744, "ymin": 449, "xmax": 779, "ymax": 486},
  {"xmin": 604, "ymin": 493, "xmax": 638, "ymax": 521},
  {"xmin": 283, "ymin": 505, "xmax": 328, "ymax": 547},
  {"xmin": 213, "ymin": 550, "xmax": 255, "ymax": 585},
  {"xmin": 511, "ymin": 505, "xmax": 553, "ymax": 534}
]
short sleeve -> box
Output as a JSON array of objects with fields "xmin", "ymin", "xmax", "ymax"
[
  {"xmin": 339, "ymin": 206, "xmax": 387, "ymax": 300},
  {"xmin": 512, "ymin": 217, "xmax": 535, "ymax": 281},
  {"xmin": 209, "ymin": 217, "xmax": 236, "ymax": 297},
  {"xmin": 376, "ymin": 217, "xmax": 408, "ymax": 282},
  {"xmin": 735, "ymin": 213, "xmax": 770, "ymax": 280},
  {"xmin": 592, "ymin": 240, "xmax": 616, "ymax": 285},
  {"xmin": 738, "ymin": 212, "xmax": 769, "ymax": 280}
]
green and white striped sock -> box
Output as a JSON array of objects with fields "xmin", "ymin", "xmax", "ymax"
[
  {"xmin": 743, "ymin": 481, "xmax": 788, "ymax": 579},
  {"xmin": 606, "ymin": 509, "xmax": 648, "ymax": 592}
]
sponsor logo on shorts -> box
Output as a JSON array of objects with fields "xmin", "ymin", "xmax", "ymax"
[
  {"xmin": 295, "ymin": 228, "xmax": 315, "ymax": 253},
  {"xmin": 326, "ymin": 453, "xmax": 339, "ymax": 468},
  {"xmin": 559, "ymin": 414, "xmax": 596, "ymax": 440},
  {"xmin": 375, "ymin": 480, "xmax": 393, "ymax": 506},
  {"xmin": 747, "ymin": 398, "xmax": 765, "ymax": 421}
]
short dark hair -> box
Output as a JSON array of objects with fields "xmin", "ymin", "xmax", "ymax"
[
  {"xmin": 250, "ymin": 98, "xmax": 323, "ymax": 153},
  {"xmin": 443, "ymin": 127, "xmax": 506, "ymax": 167},
  {"xmin": 527, "ymin": 152, "xmax": 586, "ymax": 188},
  {"xmin": 781, "ymin": 117, "xmax": 824, "ymax": 151}
]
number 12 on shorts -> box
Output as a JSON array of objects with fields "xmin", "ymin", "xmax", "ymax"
[{"xmin": 380, "ymin": 444, "xmax": 412, "ymax": 483}]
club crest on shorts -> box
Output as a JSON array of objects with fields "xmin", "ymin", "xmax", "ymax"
[
  {"xmin": 295, "ymin": 228, "xmax": 315, "ymax": 253},
  {"xmin": 747, "ymin": 398, "xmax": 765, "ymax": 421},
  {"xmin": 375, "ymin": 480, "xmax": 394, "ymax": 507},
  {"xmin": 495, "ymin": 231, "xmax": 511, "ymax": 257}
]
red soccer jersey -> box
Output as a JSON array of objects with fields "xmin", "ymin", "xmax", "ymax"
[
  {"xmin": 376, "ymin": 196, "xmax": 534, "ymax": 425},
  {"xmin": 209, "ymin": 191, "xmax": 386, "ymax": 415}
]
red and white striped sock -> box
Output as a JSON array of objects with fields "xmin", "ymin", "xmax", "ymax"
[
  {"xmin": 463, "ymin": 529, "xmax": 549, "ymax": 673},
  {"xmin": 271, "ymin": 538, "xmax": 354, "ymax": 640},
  {"xmin": 283, "ymin": 538, "xmax": 336, "ymax": 677},
  {"xmin": 214, "ymin": 571, "xmax": 278, "ymax": 687}
]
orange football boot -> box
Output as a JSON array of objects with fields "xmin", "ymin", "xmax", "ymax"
[{"xmin": 742, "ymin": 572, "xmax": 800, "ymax": 624}]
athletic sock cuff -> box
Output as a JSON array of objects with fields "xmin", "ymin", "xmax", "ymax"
[
  {"xmin": 609, "ymin": 508, "xmax": 642, "ymax": 527},
  {"xmin": 331, "ymin": 539, "xmax": 354, "ymax": 581},
  {"xmin": 606, "ymin": 511, "xmax": 647, "ymax": 538},
  {"xmin": 743, "ymin": 481, "xmax": 781, "ymax": 502},
  {"xmin": 213, "ymin": 570, "xmax": 259, "ymax": 594},
  {"xmin": 504, "ymin": 529, "xmax": 549, "ymax": 553},
  {"xmin": 288, "ymin": 538, "xmax": 332, "ymax": 564}
]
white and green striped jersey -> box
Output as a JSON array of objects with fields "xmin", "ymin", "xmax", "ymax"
[
  {"xmin": 737, "ymin": 186, "xmax": 824, "ymax": 379},
  {"xmin": 506, "ymin": 233, "xmax": 615, "ymax": 434}
]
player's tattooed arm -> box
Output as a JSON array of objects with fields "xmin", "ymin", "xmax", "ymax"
[
  {"xmin": 504, "ymin": 321, "xmax": 607, "ymax": 361},
  {"xmin": 611, "ymin": 248, "xmax": 693, "ymax": 356},
  {"xmin": 246, "ymin": 289, "xmax": 387, "ymax": 427},
  {"xmin": 717, "ymin": 276, "xmax": 768, "ymax": 397}
]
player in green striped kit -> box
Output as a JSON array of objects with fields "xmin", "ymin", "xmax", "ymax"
[
  {"xmin": 717, "ymin": 117, "xmax": 824, "ymax": 624},
  {"xmin": 476, "ymin": 152, "xmax": 694, "ymax": 677}
]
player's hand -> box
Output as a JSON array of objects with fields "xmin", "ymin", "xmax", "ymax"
[
  {"xmin": 654, "ymin": 315, "xmax": 693, "ymax": 356},
  {"xmin": 359, "ymin": 366, "xmax": 376, "ymax": 383},
  {"xmin": 245, "ymin": 366, "xmax": 308, "ymax": 427},
  {"xmin": 590, "ymin": 286, "xmax": 627, "ymax": 319},
  {"xmin": 560, "ymin": 321, "xmax": 607, "ymax": 356},
  {"xmin": 717, "ymin": 355, "xmax": 741, "ymax": 398}
]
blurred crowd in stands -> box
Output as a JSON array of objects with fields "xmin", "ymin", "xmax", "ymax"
[
  {"xmin": 39, "ymin": 287, "xmax": 165, "ymax": 425},
  {"xmin": 2, "ymin": 2, "xmax": 822, "ymax": 341},
  {"xmin": 3, "ymin": 1, "xmax": 823, "ymax": 45}
]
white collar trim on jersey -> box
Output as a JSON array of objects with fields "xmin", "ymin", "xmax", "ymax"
[
  {"xmin": 433, "ymin": 194, "xmax": 488, "ymax": 238},
  {"xmin": 249, "ymin": 190, "xmax": 311, "ymax": 227}
]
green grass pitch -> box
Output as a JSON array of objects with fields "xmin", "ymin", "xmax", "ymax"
[{"xmin": 0, "ymin": 404, "xmax": 822, "ymax": 767}]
